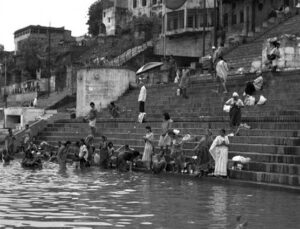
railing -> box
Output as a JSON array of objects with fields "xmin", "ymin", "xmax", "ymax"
[{"xmin": 107, "ymin": 40, "xmax": 154, "ymax": 67}]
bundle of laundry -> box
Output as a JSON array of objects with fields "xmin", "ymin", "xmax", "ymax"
[{"xmin": 232, "ymin": 156, "xmax": 251, "ymax": 170}]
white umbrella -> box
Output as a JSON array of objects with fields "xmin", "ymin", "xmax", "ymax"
[{"xmin": 136, "ymin": 62, "xmax": 164, "ymax": 75}]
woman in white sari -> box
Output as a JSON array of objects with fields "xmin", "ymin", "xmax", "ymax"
[{"xmin": 209, "ymin": 129, "xmax": 230, "ymax": 177}]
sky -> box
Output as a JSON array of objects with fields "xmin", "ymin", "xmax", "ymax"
[{"xmin": 0, "ymin": 0, "xmax": 97, "ymax": 51}]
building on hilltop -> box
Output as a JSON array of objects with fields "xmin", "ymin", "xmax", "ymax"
[
  {"xmin": 14, "ymin": 25, "xmax": 75, "ymax": 53},
  {"xmin": 102, "ymin": 0, "xmax": 130, "ymax": 36},
  {"xmin": 128, "ymin": 0, "xmax": 163, "ymax": 17}
]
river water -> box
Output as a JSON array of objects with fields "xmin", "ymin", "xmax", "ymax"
[{"xmin": 0, "ymin": 161, "xmax": 299, "ymax": 229}]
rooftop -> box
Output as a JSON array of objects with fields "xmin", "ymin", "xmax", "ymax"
[{"xmin": 14, "ymin": 25, "xmax": 68, "ymax": 36}]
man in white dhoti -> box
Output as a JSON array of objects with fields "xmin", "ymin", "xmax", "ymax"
[{"xmin": 209, "ymin": 129, "xmax": 230, "ymax": 177}]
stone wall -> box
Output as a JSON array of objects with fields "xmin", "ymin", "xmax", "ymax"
[
  {"xmin": 154, "ymin": 33, "xmax": 212, "ymax": 57},
  {"xmin": 4, "ymin": 107, "xmax": 45, "ymax": 129},
  {"xmin": 76, "ymin": 68, "xmax": 136, "ymax": 117},
  {"xmin": 7, "ymin": 92, "xmax": 37, "ymax": 104}
]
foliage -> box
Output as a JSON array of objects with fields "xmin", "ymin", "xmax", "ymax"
[
  {"xmin": 17, "ymin": 38, "xmax": 45, "ymax": 78},
  {"xmin": 86, "ymin": 0, "xmax": 113, "ymax": 36}
]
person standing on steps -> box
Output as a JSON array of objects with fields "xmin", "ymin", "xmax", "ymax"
[
  {"xmin": 179, "ymin": 68, "xmax": 190, "ymax": 99},
  {"xmin": 267, "ymin": 40, "xmax": 281, "ymax": 72},
  {"xmin": 225, "ymin": 92, "xmax": 244, "ymax": 135},
  {"xmin": 215, "ymin": 57, "xmax": 229, "ymax": 94},
  {"xmin": 210, "ymin": 46, "xmax": 217, "ymax": 79},
  {"xmin": 158, "ymin": 113, "xmax": 173, "ymax": 157},
  {"xmin": 142, "ymin": 126, "xmax": 154, "ymax": 170},
  {"xmin": 193, "ymin": 129, "xmax": 214, "ymax": 176},
  {"xmin": 87, "ymin": 102, "xmax": 97, "ymax": 137},
  {"xmin": 209, "ymin": 129, "xmax": 230, "ymax": 177},
  {"xmin": 138, "ymin": 80, "xmax": 147, "ymax": 122}
]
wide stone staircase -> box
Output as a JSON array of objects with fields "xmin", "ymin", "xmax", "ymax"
[
  {"xmin": 36, "ymin": 70, "xmax": 300, "ymax": 190},
  {"xmin": 225, "ymin": 14, "xmax": 300, "ymax": 73}
]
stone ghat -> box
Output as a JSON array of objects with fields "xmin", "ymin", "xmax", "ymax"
[{"xmin": 36, "ymin": 70, "xmax": 300, "ymax": 190}]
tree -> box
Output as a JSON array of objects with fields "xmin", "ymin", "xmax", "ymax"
[
  {"xmin": 86, "ymin": 0, "xmax": 113, "ymax": 36},
  {"xmin": 17, "ymin": 38, "xmax": 44, "ymax": 80}
]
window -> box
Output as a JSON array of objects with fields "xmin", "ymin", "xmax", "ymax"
[
  {"xmin": 103, "ymin": 12, "xmax": 106, "ymax": 17},
  {"xmin": 108, "ymin": 18, "xmax": 111, "ymax": 23},
  {"xmin": 167, "ymin": 10, "xmax": 184, "ymax": 31},
  {"xmin": 142, "ymin": 0, "xmax": 147, "ymax": 7},
  {"xmin": 133, "ymin": 0, "xmax": 137, "ymax": 8},
  {"xmin": 232, "ymin": 13, "xmax": 237, "ymax": 25},
  {"xmin": 223, "ymin": 13, "xmax": 228, "ymax": 27},
  {"xmin": 187, "ymin": 16, "xmax": 194, "ymax": 28},
  {"xmin": 240, "ymin": 11, "xmax": 244, "ymax": 23},
  {"xmin": 153, "ymin": 0, "xmax": 157, "ymax": 5}
]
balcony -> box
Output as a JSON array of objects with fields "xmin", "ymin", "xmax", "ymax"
[{"xmin": 166, "ymin": 25, "xmax": 214, "ymax": 37}]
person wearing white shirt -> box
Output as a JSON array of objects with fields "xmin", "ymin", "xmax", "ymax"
[
  {"xmin": 216, "ymin": 57, "xmax": 229, "ymax": 93},
  {"xmin": 138, "ymin": 81, "xmax": 147, "ymax": 113}
]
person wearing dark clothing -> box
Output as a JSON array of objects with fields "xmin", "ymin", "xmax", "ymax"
[
  {"xmin": 117, "ymin": 145, "xmax": 140, "ymax": 172},
  {"xmin": 179, "ymin": 68, "xmax": 190, "ymax": 99},
  {"xmin": 108, "ymin": 102, "xmax": 120, "ymax": 118},
  {"xmin": 99, "ymin": 136, "xmax": 109, "ymax": 168},
  {"xmin": 193, "ymin": 129, "xmax": 214, "ymax": 176},
  {"xmin": 5, "ymin": 129, "xmax": 16, "ymax": 159},
  {"xmin": 225, "ymin": 92, "xmax": 244, "ymax": 135}
]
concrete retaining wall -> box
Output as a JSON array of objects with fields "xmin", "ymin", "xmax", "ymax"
[{"xmin": 76, "ymin": 68, "xmax": 136, "ymax": 117}]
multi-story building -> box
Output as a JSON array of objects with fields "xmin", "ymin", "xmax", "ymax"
[
  {"xmin": 155, "ymin": 0, "xmax": 216, "ymax": 58},
  {"xmin": 102, "ymin": 0, "xmax": 130, "ymax": 36},
  {"xmin": 14, "ymin": 25, "xmax": 74, "ymax": 53},
  {"xmin": 154, "ymin": 0, "xmax": 296, "ymax": 58},
  {"xmin": 128, "ymin": 0, "xmax": 163, "ymax": 17}
]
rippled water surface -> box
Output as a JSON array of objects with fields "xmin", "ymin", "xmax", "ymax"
[{"xmin": 0, "ymin": 161, "xmax": 299, "ymax": 229}]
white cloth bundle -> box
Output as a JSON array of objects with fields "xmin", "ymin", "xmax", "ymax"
[
  {"xmin": 223, "ymin": 105, "xmax": 231, "ymax": 113},
  {"xmin": 232, "ymin": 156, "xmax": 251, "ymax": 164},
  {"xmin": 182, "ymin": 134, "xmax": 191, "ymax": 141},
  {"xmin": 257, "ymin": 95, "xmax": 267, "ymax": 105},
  {"xmin": 244, "ymin": 95, "xmax": 256, "ymax": 106}
]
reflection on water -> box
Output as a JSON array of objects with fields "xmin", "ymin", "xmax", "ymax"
[{"xmin": 0, "ymin": 160, "xmax": 299, "ymax": 228}]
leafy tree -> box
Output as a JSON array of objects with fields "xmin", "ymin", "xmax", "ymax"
[
  {"xmin": 86, "ymin": 0, "xmax": 113, "ymax": 36},
  {"xmin": 17, "ymin": 38, "xmax": 45, "ymax": 79}
]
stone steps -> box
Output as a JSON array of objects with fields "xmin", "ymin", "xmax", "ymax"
[
  {"xmin": 37, "ymin": 135, "xmax": 300, "ymax": 156},
  {"xmin": 44, "ymin": 126, "xmax": 300, "ymax": 137},
  {"xmin": 39, "ymin": 131, "xmax": 300, "ymax": 146},
  {"xmin": 230, "ymin": 170, "xmax": 300, "ymax": 186},
  {"xmin": 36, "ymin": 70, "xmax": 300, "ymax": 188},
  {"xmin": 52, "ymin": 120, "xmax": 300, "ymax": 130}
]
